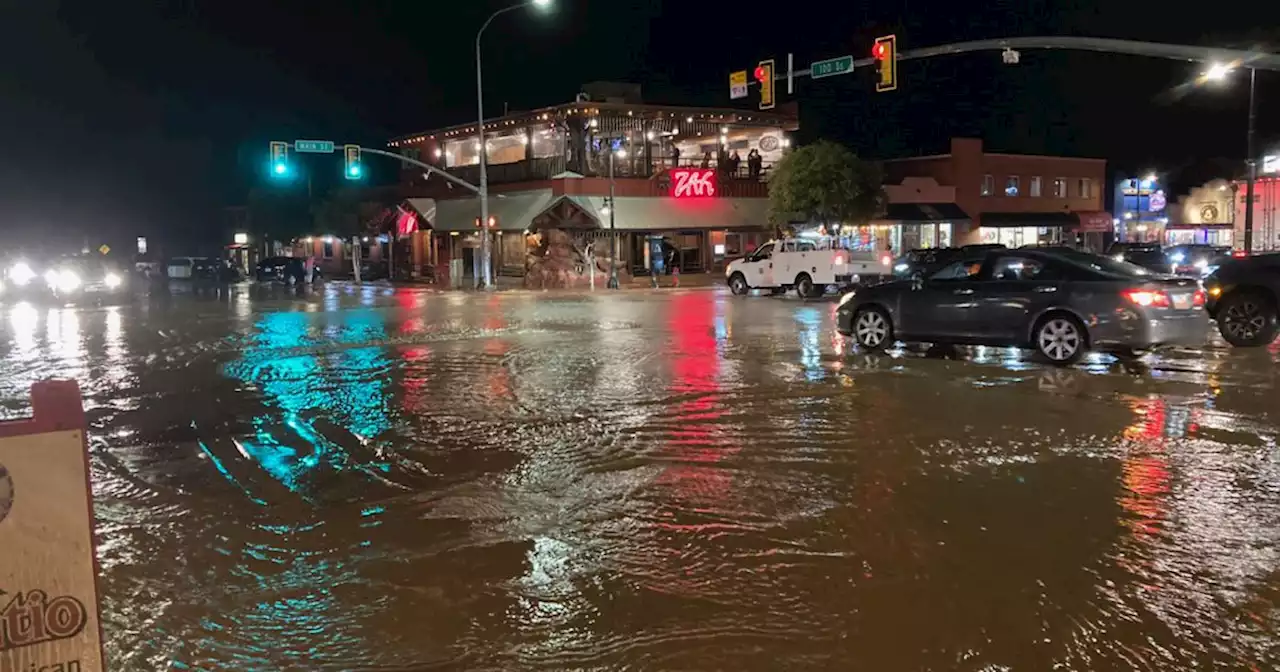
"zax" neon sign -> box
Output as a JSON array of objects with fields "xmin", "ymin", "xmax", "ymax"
[{"xmin": 670, "ymin": 168, "xmax": 717, "ymax": 199}]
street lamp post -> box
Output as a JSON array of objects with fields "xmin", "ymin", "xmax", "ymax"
[
  {"xmin": 606, "ymin": 149, "xmax": 623, "ymax": 289},
  {"xmin": 1245, "ymin": 67, "xmax": 1258, "ymax": 253},
  {"xmin": 474, "ymin": 0, "xmax": 551, "ymax": 289}
]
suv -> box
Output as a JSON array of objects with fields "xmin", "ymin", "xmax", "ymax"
[
  {"xmin": 1203, "ymin": 254, "xmax": 1280, "ymax": 346},
  {"xmin": 1166, "ymin": 244, "xmax": 1229, "ymax": 277},
  {"xmin": 1107, "ymin": 242, "xmax": 1168, "ymax": 273}
]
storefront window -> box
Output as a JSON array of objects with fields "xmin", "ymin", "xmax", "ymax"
[
  {"xmin": 444, "ymin": 138, "xmax": 481, "ymax": 167},
  {"xmin": 485, "ymin": 130, "xmax": 526, "ymax": 166},
  {"xmin": 979, "ymin": 226, "xmax": 1063, "ymax": 247},
  {"xmin": 530, "ymin": 127, "xmax": 562, "ymax": 159}
]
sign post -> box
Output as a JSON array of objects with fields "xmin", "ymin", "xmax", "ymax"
[
  {"xmin": 810, "ymin": 55, "xmax": 855, "ymax": 79},
  {"xmin": 0, "ymin": 380, "xmax": 105, "ymax": 672},
  {"xmin": 293, "ymin": 140, "xmax": 336, "ymax": 154},
  {"xmin": 728, "ymin": 71, "xmax": 748, "ymax": 99}
]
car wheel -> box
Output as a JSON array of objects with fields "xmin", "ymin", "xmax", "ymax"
[
  {"xmin": 728, "ymin": 273, "xmax": 749, "ymax": 296},
  {"xmin": 795, "ymin": 273, "xmax": 815, "ymax": 299},
  {"xmin": 1217, "ymin": 291, "xmax": 1278, "ymax": 347},
  {"xmin": 1034, "ymin": 313, "xmax": 1086, "ymax": 366},
  {"xmin": 853, "ymin": 306, "xmax": 893, "ymax": 351}
]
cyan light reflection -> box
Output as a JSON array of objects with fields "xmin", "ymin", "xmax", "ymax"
[{"xmin": 795, "ymin": 306, "xmax": 824, "ymax": 382}]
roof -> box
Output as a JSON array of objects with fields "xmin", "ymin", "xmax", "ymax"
[
  {"xmin": 532, "ymin": 195, "xmax": 770, "ymax": 231},
  {"xmin": 882, "ymin": 203, "xmax": 970, "ymax": 221},
  {"xmin": 431, "ymin": 190, "xmax": 555, "ymax": 232},
  {"xmin": 389, "ymin": 100, "xmax": 799, "ymax": 146}
]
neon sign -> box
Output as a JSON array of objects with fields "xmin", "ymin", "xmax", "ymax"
[{"xmin": 670, "ymin": 168, "xmax": 717, "ymax": 199}]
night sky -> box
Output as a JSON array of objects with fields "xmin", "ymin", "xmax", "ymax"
[{"xmin": 2, "ymin": 0, "xmax": 1278, "ymax": 252}]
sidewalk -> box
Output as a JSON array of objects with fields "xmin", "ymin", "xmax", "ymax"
[{"xmin": 378, "ymin": 272, "xmax": 725, "ymax": 291}]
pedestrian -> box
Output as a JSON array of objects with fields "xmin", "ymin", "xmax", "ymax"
[
  {"xmin": 701, "ymin": 152, "xmax": 712, "ymax": 169},
  {"xmin": 727, "ymin": 150, "xmax": 741, "ymax": 177},
  {"xmin": 747, "ymin": 149, "xmax": 762, "ymax": 179},
  {"xmin": 670, "ymin": 144, "xmax": 681, "ymax": 168}
]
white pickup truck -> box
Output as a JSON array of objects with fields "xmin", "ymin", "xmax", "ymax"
[{"xmin": 725, "ymin": 237, "xmax": 890, "ymax": 298}]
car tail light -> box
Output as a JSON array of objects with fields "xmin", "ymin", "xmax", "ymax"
[
  {"xmin": 1232, "ymin": 250, "xmax": 1248, "ymax": 258},
  {"xmin": 834, "ymin": 255, "xmax": 845, "ymax": 265},
  {"xmin": 1123, "ymin": 289, "xmax": 1171, "ymax": 308},
  {"xmin": 880, "ymin": 254, "xmax": 892, "ymax": 266},
  {"xmin": 1192, "ymin": 289, "xmax": 1206, "ymax": 307}
]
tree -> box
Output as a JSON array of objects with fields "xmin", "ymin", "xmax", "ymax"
[{"xmin": 767, "ymin": 140, "xmax": 885, "ymax": 229}]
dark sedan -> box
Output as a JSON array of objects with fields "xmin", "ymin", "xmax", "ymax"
[
  {"xmin": 1106, "ymin": 242, "xmax": 1168, "ymax": 273},
  {"xmin": 256, "ymin": 257, "xmax": 322, "ymax": 284},
  {"xmin": 836, "ymin": 249, "xmax": 1209, "ymax": 365}
]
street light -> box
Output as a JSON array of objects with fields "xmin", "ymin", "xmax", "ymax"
[
  {"xmin": 605, "ymin": 148, "xmax": 626, "ymax": 289},
  {"xmin": 1204, "ymin": 61, "xmax": 1259, "ymax": 252},
  {"xmin": 474, "ymin": 0, "xmax": 553, "ymax": 290}
]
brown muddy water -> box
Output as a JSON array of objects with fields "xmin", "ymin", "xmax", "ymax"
[{"xmin": 1, "ymin": 284, "xmax": 1279, "ymax": 670}]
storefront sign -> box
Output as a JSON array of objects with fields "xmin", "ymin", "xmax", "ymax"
[
  {"xmin": 1149, "ymin": 190, "xmax": 1166, "ymax": 212},
  {"xmin": 670, "ymin": 168, "xmax": 717, "ymax": 199},
  {"xmin": 0, "ymin": 381, "xmax": 105, "ymax": 672}
]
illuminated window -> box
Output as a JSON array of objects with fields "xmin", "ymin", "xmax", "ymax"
[
  {"xmin": 981, "ymin": 174, "xmax": 994, "ymax": 196},
  {"xmin": 1005, "ymin": 176, "xmax": 1020, "ymax": 196},
  {"xmin": 1030, "ymin": 176, "xmax": 1042, "ymax": 197},
  {"xmin": 1052, "ymin": 178, "xmax": 1067, "ymax": 198},
  {"xmin": 1078, "ymin": 178, "xmax": 1092, "ymax": 199}
]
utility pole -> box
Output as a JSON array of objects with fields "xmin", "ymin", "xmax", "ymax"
[{"xmin": 1245, "ymin": 67, "xmax": 1258, "ymax": 253}]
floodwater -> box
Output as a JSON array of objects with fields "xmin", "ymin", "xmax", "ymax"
[{"xmin": 3, "ymin": 284, "xmax": 1280, "ymax": 670}]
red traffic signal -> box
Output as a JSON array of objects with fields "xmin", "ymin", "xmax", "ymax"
[
  {"xmin": 872, "ymin": 42, "xmax": 888, "ymax": 60},
  {"xmin": 754, "ymin": 66, "xmax": 766, "ymax": 81}
]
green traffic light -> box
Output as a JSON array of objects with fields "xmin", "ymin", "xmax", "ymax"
[
  {"xmin": 347, "ymin": 164, "xmax": 361, "ymax": 178},
  {"xmin": 273, "ymin": 162, "xmax": 288, "ymax": 175}
]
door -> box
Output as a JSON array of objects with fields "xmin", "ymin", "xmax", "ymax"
[
  {"xmin": 970, "ymin": 254, "xmax": 1065, "ymax": 343},
  {"xmin": 740, "ymin": 242, "xmax": 775, "ymax": 287},
  {"xmin": 898, "ymin": 258, "xmax": 982, "ymax": 339}
]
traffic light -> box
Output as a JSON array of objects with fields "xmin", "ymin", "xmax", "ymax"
[
  {"xmin": 755, "ymin": 59, "xmax": 775, "ymax": 110},
  {"xmin": 873, "ymin": 34, "xmax": 897, "ymax": 92},
  {"xmin": 269, "ymin": 141, "xmax": 289, "ymax": 176},
  {"xmin": 344, "ymin": 144, "xmax": 362, "ymax": 179}
]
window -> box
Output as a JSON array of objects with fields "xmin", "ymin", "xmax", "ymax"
[
  {"xmin": 1030, "ymin": 176, "xmax": 1042, "ymax": 197},
  {"xmin": 399, "ymin": 146, "xmax": 421, "ymax": 162},
  {"xmin": 930, "ymin": 259, "xmax": 982, "ymax": 280},
  {"xmin": 323, "ymin": 241, "xmax": 334, "ymax": 258},
  {"xmin": 1052, "ymin": 178, "xmax": 1067, "ymax": 198},
  {"xmin": 989, "ymin": 255, "xmax": 1055, "ymax": 281},
  {"xmin": 360, "ymin": 243, "xmax": 372, "ymax": 259},
  {"xmin": 981, "ymin": 174, "xmax": 994, "ymax": 196},
  {"xmin": 1004, "ymin": 176, "xmax": 1020, "ymax": 196},
  {"xmin": 750, "ymin": 242, "xmax": 774, "ymax": 261},
  {"xmin": 1078, "ymin": 178, "xmax": 1092, "ymax": 199}
]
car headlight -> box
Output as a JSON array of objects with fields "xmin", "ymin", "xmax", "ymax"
[
  {"xmin": 1112, "ymin": 254, "xmax": 1125, "ymax": 262},
  {"xmin": 1170, "ymin": 252, "xmax": 1186, "ymax": 263},
  {"xmin": 838, "ymin": 290, "xmax": 857, "ymax": 307},
  {"xmin": 47, "ymin": 269, "xmax": 81, "ymax": 292},
  {"xmin": 1194, "ymin": 259, "xmax": 1208, "ymax": 269},
  {"xmin": 104, "ymin": 272, "xmax": 123, "ymax": 288},
  {"xmin": 893, "ymin": 263, "xmax": 909, "ymax": 272},
  {"xmin": 10, "ymin": 262, "xmax": 35, "ymax": 286}
]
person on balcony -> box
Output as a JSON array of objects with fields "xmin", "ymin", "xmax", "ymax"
[
  {"xmin": 726, "ymin": 151, "xmax": 742, "ymax": 177},
  {"xmin": 747, "ymin": 149, "xmax": 762, "ymax": 180}
]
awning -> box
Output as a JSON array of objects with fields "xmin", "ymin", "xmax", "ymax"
[
  {"xmin": 531, "ymin": 195, "xmax": 605, "ymax": 230},
  {"xmin": 980, "ymin": 212, "xmax": 1079, "ymax": 228},
  {"xmin": 883, "ymin": 202, "xmax": 970, "ymax": 222},
  {"xmin": 432, "ymin": 190, "xmax": 554, "ymax": 232},
  {"xmin": 405, "ymin": 198, "xmax": 436, "ymax": 227},
  {"xmin": 560, "ymin": 196, "xmax": 770, "ymax": 231}
]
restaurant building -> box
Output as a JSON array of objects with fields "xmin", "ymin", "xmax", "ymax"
[
  {"xmin": 1167, "ymin": 179, "xmax": 1235, "ymax": 247},
  {"xmin": 881, "ymin": 138, "xmax": 1111, "ymax": 251},
  {"xmin": 389, "ymin": 83, "xmax": 797, "ymax": 279},
  {"xmin": 1112, "ymin": 175, "xmax": 1169, "ymax": 243}
]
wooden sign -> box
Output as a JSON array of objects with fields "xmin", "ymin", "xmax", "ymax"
[{"xmin": 0, "ymin": 381, "xmax": 105, "ymax": 672}]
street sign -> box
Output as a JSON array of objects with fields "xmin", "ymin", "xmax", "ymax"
[
  {"xmin": 729, "ymin": 70, "xmax": 748, "ymax": 99},
  {"xmin": 811, "ymin": 55, "xmax": 854, "ymax": 79},
  {"xmin": 294, "ymin": 140, "xmax": 335, "ymax": 153}
]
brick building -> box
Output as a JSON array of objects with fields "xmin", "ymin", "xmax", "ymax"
[{"xmin": 879, "ymin": 138, "xmax": 1111, "ymax": 250}]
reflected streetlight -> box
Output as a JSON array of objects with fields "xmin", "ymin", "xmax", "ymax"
[{"xmin": 475, "ymin": 0, "xmax": 554, "ymax": 289}]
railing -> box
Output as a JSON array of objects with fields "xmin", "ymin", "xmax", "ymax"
[{"xmin": 407, "ymin": 155, "xmax": 777, "ymax": 189}]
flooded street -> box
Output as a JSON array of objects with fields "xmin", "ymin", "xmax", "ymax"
[{"xmin": 3, "ymin": 284, "xmax": 1280, "ymax": 670}]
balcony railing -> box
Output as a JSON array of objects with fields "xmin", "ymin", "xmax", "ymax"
[{"xmin": 406, "ymin": 154, "xmax": 777, "ymax": 190}]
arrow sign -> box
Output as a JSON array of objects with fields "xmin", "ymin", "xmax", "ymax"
[
  {"xmin": 811, "ymin": 55, "xmax": 854, "ymax": 79},
  {"xmin": 294, "ymin": 140, "xmax": 336, "ymax": 153}
]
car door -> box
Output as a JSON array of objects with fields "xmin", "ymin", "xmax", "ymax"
[
  {"xmin": 740, "ymin": 242, "xmax": 775, "ymax": 287},
  {"xmin": 970, "ymin": 254, "xmax": 1065, "ymax": 343},
  {"xmin": 897, "ymin": 258, "xmax": 981, "ymax": 339}
]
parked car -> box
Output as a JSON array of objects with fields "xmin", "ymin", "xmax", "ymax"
[
  {"xmin": 192, "ymin": 258, "xmax": 242, "ymax": 283},
  {"xmin": 1165, "ymin": 244, "xmax": 1230, "ymax": 277},
  {"xmin": 837, "ymin": 249, "xmax": 1208, "ymax": 365},
  {"xmin": 1203, "ymin": 253, "xmax": 1280, "ymax": 346},
  {"xmin": 256, "ymin": 256, "xmax": 321, "ymax": 284},
  {"xmin": 726, "ymin": 237, "xmax": 886, "ymax": 297},
  {"xmin": 1106, "ymin": 242, "xmax": 1168, "ymax": 272},
  {"xmin": 891, "ymin": 246, "xmax": 999, "ymax": 281}
]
